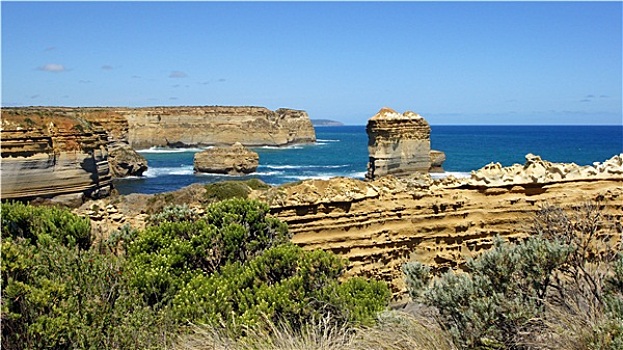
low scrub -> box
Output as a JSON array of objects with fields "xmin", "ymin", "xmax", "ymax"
[
  {"xmin": 404, "ymin": 202, "xmax": 623, "ymax": 349},
  {"xmin": 1, "ymin": 199, "xmax": 390, "ymax": 349}
]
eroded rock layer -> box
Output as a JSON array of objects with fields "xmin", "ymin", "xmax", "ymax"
[
  {"xmin": 255, "ymin": 155, "xmax": 623, "ymax": 299},
  {"xmin": 123, "ymin": 106, "xmax": 316, "ymax": 149},
  {"xmin": 72, "ymin": 154, "xmax": 623, "ymax": 300},
  {"xmin": 1, "ymin": 110, "xmax": 112, "ymax": 201},
  {"xmin": 194, "ymin": 142, "xmax": 259, "ymax": 175},
  {"xmin": 366, "ymin": 107, "xmax": 444, "ymax": 179}
]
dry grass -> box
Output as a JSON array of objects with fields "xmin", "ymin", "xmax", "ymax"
[{"xmin": 174, "ymin": 311, "xmax": 456, "ymax": 350}]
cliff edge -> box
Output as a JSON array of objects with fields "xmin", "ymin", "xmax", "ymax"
[
  {"xmin": 1, "ymin": 109, "xmax": 113, "ymax": 202},
  {"xmin": 122, "ymin": 106, "xmax": 316, "ymax": 149}
]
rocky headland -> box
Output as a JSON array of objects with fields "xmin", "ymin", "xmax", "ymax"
[
  {"xmin": 1, "ymin": 109, "xmax": 113, "ymax": 202},
  {"xmin": 366, "ymin": 107, "xmax": 445, "ymax": 179},
  {"xmin": 122, "ymin": 106, "xmax": 316, "ymax": 149},
  {"xmin": 194, "ymin": 142, "xmax": 259, "ymax": 175},
  {"xmin": 74, "ymin": 154, "xmax": 623, "ymax": 299}
]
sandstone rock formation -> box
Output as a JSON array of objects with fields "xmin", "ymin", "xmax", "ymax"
[
  {"xmin": 366, "ymin": 107, "xmax": 444, "ymax": 179},
  {"xmin": 123, "ymin": 106, "xmax": 316, "ymax": 149},
  {"xmin": 73, "ymin": 154, "xmax": 623, "ymax": 300},
  {"xmin": 108, "ymin": 144, "xmax": 148, "ymax": 177},
  {"xmin": 1, "ymin": 109, "xmax": 112, "ymax": 202},
  {"xmin": 440, "ymin": 153, "xmax": 623, "ymax": 188},
  {"xmin": 429, "ymin": 150, "xmax": 446, "ymax": 173},
  {"xmin": 1, "ymin": 107, "xmax": 149, "ymax": 179},
  {"xmin": 193, "ymin": 143, "xmax": 259, "ymax": 175}
]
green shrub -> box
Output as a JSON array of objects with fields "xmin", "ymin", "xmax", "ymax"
[
  {"xmin": 1, "ymin": 201, "xmax": 92, "ymax": 249},
  {"xmin": 172, "ymin": 244, "xmax": 389, "ymax": 330},
  {"xmin": 204, "ymin": 181, "xmax": 252, "ymax": 202},
  {"xmin": 148, "ymin": 204, "xmax": 200, "ymax": 226},
  {"xmin": 404, "ymin": 203, "xmax": 623, "ymax": 349},
  {"xmin": 1, "ymin": 203, "xmax": 169, "ymax": 349}
]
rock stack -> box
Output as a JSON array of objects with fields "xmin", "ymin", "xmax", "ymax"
[
  {"xmin": 366, "ymin": 107, "xmax": 444, "ymax": 180},
  {"xmin": 194, "ymin": 142, "xmax": 259, "ymax": 175}
]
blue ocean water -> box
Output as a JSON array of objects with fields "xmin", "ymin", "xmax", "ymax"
[{"xmin": 113, "ymin": 125, "xmax": 623, "ymax": 195}]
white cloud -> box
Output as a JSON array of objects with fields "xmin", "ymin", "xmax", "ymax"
[
  {"xmin": 169, "ymin": 71, "xmax": 188, "ymax": 78},
  {"xmin": 38, "ymin": 63, "xmax": 66, "ymax": 72}
]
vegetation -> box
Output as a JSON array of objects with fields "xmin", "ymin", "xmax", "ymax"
[
  {"xmin": 1, "ymin": 199, "xmax": 389, "ymax": 349},
  {"xmin": 203, "ymin": 179, "xmax": 270, "ymax": 202},
  {"xmin": 403, "ymin": 203, "xmax": 623, "ymax": 349}
]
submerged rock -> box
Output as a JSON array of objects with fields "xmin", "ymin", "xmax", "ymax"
[{"xmin": 194, "ymin": 142, "xmax": 259, "ymax": 175}]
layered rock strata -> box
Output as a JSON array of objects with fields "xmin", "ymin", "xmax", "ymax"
[
  {"xmin": 256, "ymin": 154, "xmax": 623, "ymax": 298},
  {"xmin": 194, "ymin": 143, "xmax": 259, "ymax": 175},
  {"xmin": 366, "ymin": 108, "xmax": 444, "ymax": 179},
  {"xmin": 1, "ymin": 107, "xmax": 148, "ymax": 178},
  {"xmin": 73, "ymin": 154, "xmax": 622, "ymax": 299},
  {"xmin": 1, "ymin": 110, "xmax": 112, "ymax": 201},
  {"xmin": 123, "ymin": 106, "xmax": 316, "ymax": 149}
]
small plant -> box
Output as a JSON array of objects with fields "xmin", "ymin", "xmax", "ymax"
[
  {"xmin": 148, "ymin": 203, "xmax": 200, "ymax": 226},
  {"xmin": 404, "ymin": 202, "xmax": 623, "ymax": 349}
]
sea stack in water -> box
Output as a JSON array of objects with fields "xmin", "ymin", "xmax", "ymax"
[
  {"xmin": 194, "ymin": 143, "xmax": 259, "ymax": 175},
  {"xmin": 366, "ymin": 107, "xmax": 444, "ymax": 180}
]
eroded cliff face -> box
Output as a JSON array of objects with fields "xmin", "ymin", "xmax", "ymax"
[
  {"xmin": 72, "ymin": 154, "xmax": 623, "ymax": 300},
  {"xmin": 366, "ymin": 108, "xmax": 444, "ymax": 179},
  {"xmin": 255, "ymin": 155, "xmax": 623, "ymax": 299},
  {"xmin": 1, "ymin": 110, "xmax": 112, "ymax": 201},
  {"xmin": 194, "ymin": 142, "xmax": 259, "ymax": 175},
  {"xmin": 123, "ymin": 106, "xmax": 316, "ymax": 149}
]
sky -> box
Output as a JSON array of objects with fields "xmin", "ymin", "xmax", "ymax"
[{"xmin": 1, "ymin": 1, "xmax": 622, "ymax": 125}]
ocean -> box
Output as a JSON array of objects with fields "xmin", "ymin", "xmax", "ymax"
[{"xmin": 113, "ymin": 125, "xmax": 623, "ymax": 195}]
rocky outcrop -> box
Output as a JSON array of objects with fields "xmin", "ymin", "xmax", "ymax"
[
  {"xmin": 194, "ymin": 143, "xmax": 259, "ymax": 175},
  {"xmin": 1, "ymin": 107, "xmax": 149, "ymax": 178},
  {"xmin": 108, "ymin": 144, "xmax": 148, "ymax": 177},
  {"xmin": 429, "ymin": 150, "xmax": 446, "ymax": 173},
  {"xmin": 1, "ymin": 109, "xmax": 112, "ymax": 202},
  {"xmin": 255, "ymin": 154, "xmax": 623, "ymax": 299},
  {"xmin": 73, "ymin": 154, "xmax": 623, "ymax": 300},
  {"xmin": 366, "ymin": 108, "xmax": 444, "ymax": 179},
  {"xmin": 123, "ymin": 106, "xmax": 316, "ymax": 149}
]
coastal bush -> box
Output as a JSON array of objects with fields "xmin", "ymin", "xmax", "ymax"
[
  {"xmin": 171, "ymin": 244, "xmax": 389, "ymax": 331},
  {"xmin": 148, "ymin": 203, "xmax": 200, "ymax": 226},
  {"xmin": 403, "ymin": 203, "xmax": 623, "ymax": 349},
  {"xmin": 203, "ymin": 179, "xmax": 270, "ymax": 202},
  {"xmin": 1, "ymin": 199, "xmax": 390, "ymax": 348},
  {"xmin": 129, "ymin": 198, "xmax": 388, "ymax": 331},
  {"xmin": 1, "ymin": 202, "xmax": 169, "ymax": 349},
  {"xmin": 1, "ymin": 201, "xmax": 91, "ymax": 249}
]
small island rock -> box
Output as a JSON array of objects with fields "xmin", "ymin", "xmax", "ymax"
[
  {"xmin": 194, "ymin": 143, "xmax": 259, "ymax": 175},
  {"xmin": 108, "ymin": 144, "xmax": 148, "ymax": 177}
]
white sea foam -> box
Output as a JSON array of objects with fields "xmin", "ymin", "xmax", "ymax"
[
  {"xmin": 316, "ymin": 139, "xmax": 340, "ymax": 143},
  {"xmin": 349, "ymin": 171, "xmax": 367, "ymax": 179},
  {"xmin": 284, "ymin": 174, "xmax": 338, "ymax": 181},
  {"xmin": 430, "ymin": 171, "xmax": 471, "ymax": 179},
  {"xmin": 143, "ymin": 166, "xmax": 195, "ymax": 177},
  {"xmin": 265, "ymin": 164, "xmax": 348, "ymax": 170},
  {"xmin": 137, "ymin": 146, "xmax": 208, "ymax": 154},
  {"xmin": 254, "ymin": 145, "xmax": 304, "ymax": 150}
]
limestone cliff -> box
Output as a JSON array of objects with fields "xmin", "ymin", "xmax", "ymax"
[
  {"xmin": 255, "ymin": 154, "xmax": 623, "ymax": 298},
  {"xmin": 366, "ymin": 107, "xmax": 444, "ymax": 179},
  {"xmin": 72, "ymin": 154, "xmax": 623, "ymax": 300},
  {"xmin": 194, "ymin": 143, "xmax": 259, "ymax": 175},
  {"xmin": 1, "ymin": 109, "xmax": 112, "ymax": 201},
  {"xmin": 123, "ymin": 106, "xmax": 316, "ymax": 149}
]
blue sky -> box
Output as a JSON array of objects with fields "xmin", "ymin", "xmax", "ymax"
[{"xmin": 2, "ymin": 1, "xmax": 621, "ymax": 125}]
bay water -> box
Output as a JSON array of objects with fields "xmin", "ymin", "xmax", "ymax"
[{"xmin": 114, "ymin": 125, "xmax": 623, "ymax": 195}]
